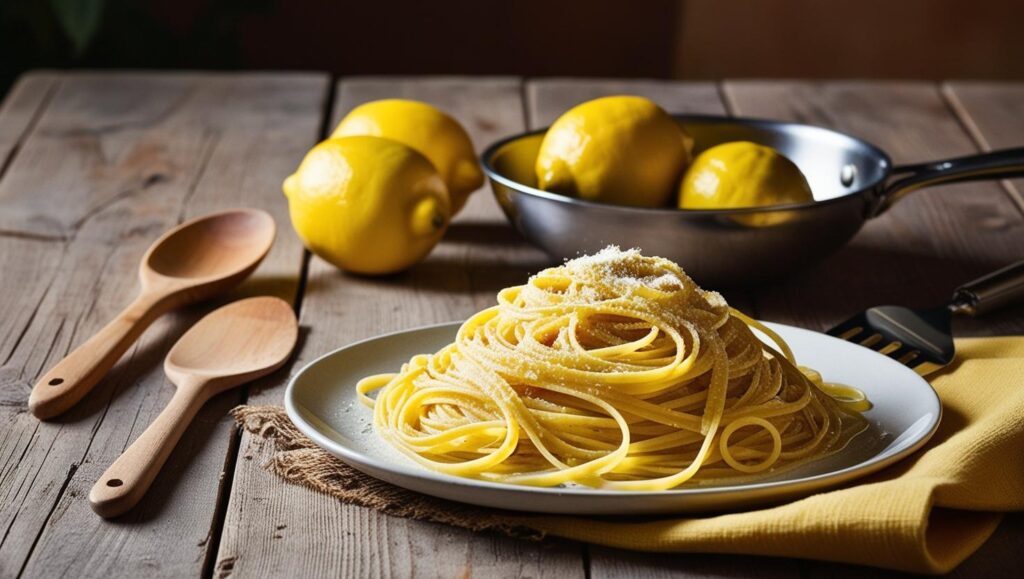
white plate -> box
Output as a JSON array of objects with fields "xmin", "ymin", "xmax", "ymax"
[{"xmin": 285, "ymin": 321, "xmax": 941, "ymax": 515}]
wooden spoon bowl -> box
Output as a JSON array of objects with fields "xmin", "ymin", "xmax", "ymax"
[
  {"xmin": 144, "ymin": 209, "xmax": 276, "ymax": 283},
  {"xmin": 30, "ymin": 209, "xmax": 276, "ymax": 420},
  {"xmin": 89, "ymin": 296, "xmax": 298, "ymax": 518}
]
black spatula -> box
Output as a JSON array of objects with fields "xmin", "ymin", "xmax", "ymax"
[{"xmin": 826, "ymin": 260, "xmax": 1024, "ymax": 376}]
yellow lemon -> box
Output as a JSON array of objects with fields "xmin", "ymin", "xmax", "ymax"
[
  {"xmin": 678, "ymin": 141, "xmax": 813, "ymax": 210},
  {"xmin": 535, "ymin": 95, "xmax": 692, "ymax": 208},
  {"xmin": 283, "ymin": 136, "xmax": 450, "ymax": 275},
  {"xmin": 332, "ymin": 99, "xmax": 483, "ymax": 215}
]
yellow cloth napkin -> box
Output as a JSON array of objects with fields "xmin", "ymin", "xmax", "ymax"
[{"xmin": 506, "ymin": 337, "xmax": 1024, "ymax": 574}]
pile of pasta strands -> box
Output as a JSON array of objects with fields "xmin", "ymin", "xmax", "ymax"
[{"xmin": 358, "ymin": 248, "xmax": 869, "ymax": 490}]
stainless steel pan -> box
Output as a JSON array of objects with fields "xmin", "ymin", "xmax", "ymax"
[{"xmin": 481, "ymin": 115, "xmax": 1024, "ymax": 287}]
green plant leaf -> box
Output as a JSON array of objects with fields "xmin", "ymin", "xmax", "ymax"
[{"xmin": 48, "ymin": 0, "xmax": 105, "ymax": 56}]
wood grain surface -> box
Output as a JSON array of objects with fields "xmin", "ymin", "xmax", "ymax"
[
  {"xmin": 1, "ymin": 73, "xmax": 1021, "ymax": 578},
  {"xmin": 0, "ymin": 72, "xmax": 325, "ymax": 578},
  {"xmin": 212, "ymin": 76, "xmax": 581, "ymax": 579},
  {"xmin": 944, "ymin": 81, "xmax": 1024, "ymax": 213}
]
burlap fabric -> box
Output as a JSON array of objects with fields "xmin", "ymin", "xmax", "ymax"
[{"xmin": 231, "ymin": 405, "xmax": 543, "ymax": 539}]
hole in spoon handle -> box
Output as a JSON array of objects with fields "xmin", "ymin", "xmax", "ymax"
[
  {"xmin": 89, "ymin": 386, "xmax": 207, "ymax": 518},
  {"xmin": 29, "ymin": 292, "xmax": 167, "ymax": 420}
]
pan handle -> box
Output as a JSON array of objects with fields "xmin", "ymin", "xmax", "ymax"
[{"xmin": 874, "ymin": 147, "xmax": 1024, "ymax": 215}]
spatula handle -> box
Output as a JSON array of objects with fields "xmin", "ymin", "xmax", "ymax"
[
  {"xmin": 89, "ymin": 383, "xmax": 210, "ymax": 518},
  {"xmin": 952, "ymin": 259, "xmax": 1024, "ymax": 316},
  {"xmin": 29, "ymin": 291, "xmax": 168, "ymax": 420}
]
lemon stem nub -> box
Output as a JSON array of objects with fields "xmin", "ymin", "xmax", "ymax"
[
  {"xmin": 282, "ymin": 174, "xmax": 297, "ymax": 198},
  {"xmin": 411, "ymin": 197, "xmax": 446, "ymax": 236}
]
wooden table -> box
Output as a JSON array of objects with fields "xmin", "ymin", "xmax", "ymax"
[{"xmin": 1, "ymin": 72, "xmax": 1022, "ymax": 578}]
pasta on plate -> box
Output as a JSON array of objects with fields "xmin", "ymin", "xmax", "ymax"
[{"xmin": 357, "ymin": 247, "xmax": 868, "ymax": 490}]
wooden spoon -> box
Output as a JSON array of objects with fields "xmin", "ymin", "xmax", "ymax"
[
  {"xmin": 29, "ymin": 209, "xmax": 276, "ymax": 420},
  {"xmin": 89, "ymin": 296, "xmax": 298, "ymax": 518}
]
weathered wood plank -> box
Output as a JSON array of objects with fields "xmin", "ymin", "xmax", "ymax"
[
  {"xmin": 943, "ymin": 81, "xmax": 1024, "ymax": 213},
  {"xmin": 0, "ymin": 72, "xmax": 68, "ymax": 579},
  {"xmin": 214, "ymin": 76, "xmax": 582, "ymax": 579},
  {"xmin": 0, "ymin": 72, "xmax": 326, "ymax": 578},
  {"xmin": 590, "ymin": 548, "xmax": 799, "ymax": 579},
  {"xmin": 723, "ymin": 81, "xmax": 1024, "ymax": 335},
  {"xmin": 0, "ymin": 72, "xmax": 62, "ymax": 368},
  {"xmin": 526, "ymin": 78, "xmax": 799, "ymax": 579},
  {"xmin": 725, "ymin": 81, "xmax": 1024, "ymax": 578},
  {"xmin": 0, "ymin": 72, "xmax": 59, "ymax": 192}
]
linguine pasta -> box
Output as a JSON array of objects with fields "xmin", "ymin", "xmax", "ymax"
[{"xmin": 357, "ymin": 247, "xmax": 868, "ymax": 490}]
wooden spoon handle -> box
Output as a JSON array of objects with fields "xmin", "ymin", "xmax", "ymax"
[
  {"xmin": 89, "ymin": 383, "xmax": 210, "ymax": 518},
  {"xmin": 29, "ymin": 291, "xmax": 167, "ymax": 420}
]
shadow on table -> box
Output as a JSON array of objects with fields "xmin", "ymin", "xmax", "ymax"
[
  {"xmin": 114, "ymin": 386, "xmax": 239, "ymax": 525},
  {"xmin": 300, "ymin": 222, "xmax": 552, "ymax": 297},
  {"xmin": 749, "ymin": 240, "xmax": 1023, "ymax": 335},
  {"xmin": 444, "ymin": 221, "xmax": 532, "ymax": 247}
]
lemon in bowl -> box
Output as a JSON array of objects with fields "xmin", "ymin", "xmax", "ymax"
[
  {"xmin": 332, "ymin": 99, "xmax": 483, "ymax": 215},
  {"xmin": 678, "ymin": 141, "xmax": 813, "ymax": 210},
  {"xmin": 283, "ymin": 136, "xmax": 450, "ymax": 275},
  {"xmin": 535, "ymin": 95, "xmax": 692, "ymax": 208}
]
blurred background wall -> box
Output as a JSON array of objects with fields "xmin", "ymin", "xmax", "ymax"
[{"xmin": 4, "ymin": 0, "xmax": 1023, "ymax": 93}]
